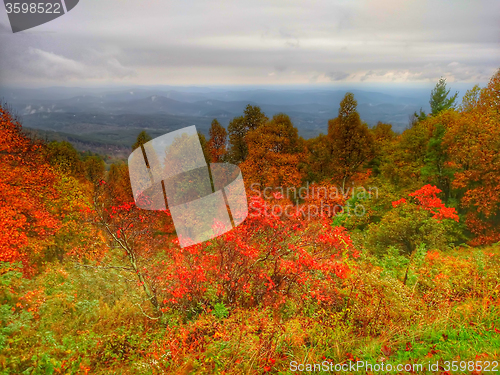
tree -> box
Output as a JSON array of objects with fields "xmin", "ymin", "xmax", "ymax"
[
  {"xmin": 227, "ymin": 116, "xmax": 246, "ymax": 163},
  {"xmin": 208, "ymin": 119, "xmax": 227, "ymax": 163},
  {"xmin": 88, "ymin": 184, "xmax": 167, "ymax": 315},
  {"xmin": 305, "ymin": 134, "xmax": 332, "ymax": 182},
  {"xmin": 369, "ymin": 122, "xmax": 396, "ymax": 176},
  {"xmin": 459, "ymin": 84, "xmax": 481, "ymax": 112},
  {"xmin": 328, "ymin": 93, "xmax": 374, "ymax": 190},
  {"xmin": 227, "ymin": 105, "xmax": 268, "ymax": 163},
  {"xmin": 420, "ymin": 111, "xmax": 459, "ymax": 202},
  {"xmin": 0, "ymin": 103, "xmax": 60, "ymax": 269},
  {"xmin": 443, "ymin": 69, "xmax": 500, "ymax": 245},
  {"xmin": 83, "ymin": 155, "xmax": 105, "ymax": 184},
  {"xmin": 107, "ymin": 163, "xmax": 133, "ymax": 205},
  {"xmin": 408, "ymin": 108, "xmax": 427, "ymax": 128},
  {"xmin": 367, "ymin": 185, "xmax": 460, "ymax": 256},
  {"xmin": 45, "ymin": 141, "xmax": 84, "ymax": 178},
  {"xmin": 240, "ymin": 113, "xmax": 305, "ymax": 189},
  {"xmin": 242, "ymin": 104, "xmax": 268, "ymax": 132},
  {"xmin": 132, "ymin": 130, "xmax": 152, "ymax": 151},
  {"xmin": 430, "ymin": 77, "xmax": 458, "ymax": 116}
]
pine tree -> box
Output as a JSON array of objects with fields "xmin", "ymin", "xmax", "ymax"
[
  {"xmin": 430, "ymin": 77, "xmax": 458, "ymax": 116},
  {"xmin": 328, "ymin": 93, "xmax": 374, "ymax": 190},
  {"xmin": 132, "ymin": 130, "xmax": 152, "ymax": 151}
]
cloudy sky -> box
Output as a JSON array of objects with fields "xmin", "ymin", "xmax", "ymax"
[{"xmin": 0, "ymin": 0, "xmax": 499, "ymax": 87}]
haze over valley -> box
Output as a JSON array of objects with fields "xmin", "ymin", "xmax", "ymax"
[{"xmin": 1, "ymin": 84, "xmax": 449, "ymax": 153}]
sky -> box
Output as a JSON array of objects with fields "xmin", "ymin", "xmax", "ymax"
[{"xmin": 0, "ymin": 0, "xmax": 499, "ymax": 87}]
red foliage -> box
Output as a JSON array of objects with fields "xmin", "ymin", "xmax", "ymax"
[
  {"xmin": 154, "ymin": 194, "xmax": 357, "ymax": 310},
  {"xmin": 392, "ymin": 198, "xmax": 407, "ymax": 208},
  {"xmin": 0, "ymin": 104, "xmax": 60, "ymax": 269},
  {"xmin": 392, "ymin": 184, "xmax": 459, "ymax": 222}
]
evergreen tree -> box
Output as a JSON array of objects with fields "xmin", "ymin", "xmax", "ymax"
[
  {"xmin": 430, "ymin": 77, "xmax": 458, "ymax": 116},
  {"xmin": 328, "ymin": 93, "xmax": 374, "ymax": 190},
  {"xmin": 132, "ymin": 130, "xmax": 152, "ymax": 151}
]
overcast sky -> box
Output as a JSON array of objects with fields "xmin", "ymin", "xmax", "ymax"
[{"xmin": 0, "ymin": 0, "xmax": 499, "ymax": 87}]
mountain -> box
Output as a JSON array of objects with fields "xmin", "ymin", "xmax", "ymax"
[{"xmin": 0, "ymin": 85, "xmax": 433, "ymax": 152}]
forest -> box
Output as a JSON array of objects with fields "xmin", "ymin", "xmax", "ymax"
[{"xmin": 1, "ymin": 69, "xmax": 499, "ymax": 374}]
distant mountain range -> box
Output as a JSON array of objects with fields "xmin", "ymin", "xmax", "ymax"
[{"xmin": 0, "ymin": 85, "xmax": 433, "ymax": 153}]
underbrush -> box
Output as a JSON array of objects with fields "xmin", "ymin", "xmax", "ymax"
[{"xmin": 1, "ymin": 243, "xmax": 499, "ymax": 374}]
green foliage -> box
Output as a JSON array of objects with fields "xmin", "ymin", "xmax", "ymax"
[
  {"xmin": 45, "ymin": 141, "xmax": 83, "ymax": 177},
  {"xmin": 212, "ymin": 303, "xmax": 229, "ymax": 319},
  {"xmin": 328, "ymin": 93, "xmax": 374, "ymax": 189},
  {"xmin": 131, "ymin": 130, "xmax": 152, "ymax": 151},
  {"xmin": 409, "ymin": 108, "xmax": 427, "ymax": 128},
  {"xmin": 430, "ymin": 77, "xmax": 458, "ymax": 116},
  {"xmin": 227, "ymin": 105, "xmax": 267, "ymax": 163},
  {"xmin": 373, "ymin": 244, "xmax": 427, "ymax": 286},
  {"xmin": 83, "ymin": 155, "xmax": 105, "ymax": 184},
  {"xmin": 0, "ymin": 263, "xmax": 33, "ymax": 353},
  {"xmin": 421, "ymin": 122, "xmax": 453, "ymax": 200},
  {"xmin": 378, "ymin": 117, "xmax": 429, "ymax": 190},
  {"xmin": 366, "ymin": 204, "xmax": 460, "ymax": 256}
]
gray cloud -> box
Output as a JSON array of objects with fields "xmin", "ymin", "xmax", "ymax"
[
  {"xmin": 0, "ymin": 22, "xmax": 136, "ymax": 83},
  {"xmin": 0, "ymin": 0, "xmax": 498, "ymax": 85},
  {"xmin": 327, "ymin": 71, "xmax": 350, "ymax": 81},
  {"xmin": 22, "ymin": 47, "xmax": 136, "ymax": 80}
]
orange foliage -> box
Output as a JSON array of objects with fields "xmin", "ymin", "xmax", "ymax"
[
  {"xmin": 443, "ymin": 69, "xmax": 500, "ymax": 244},
  {"xmin": 0, "ymin": 104, "xmax": 60, "ymax": 268},
  {"xmin": 240, "ymin": 113, "xmax": 305, "ymax": 189}
]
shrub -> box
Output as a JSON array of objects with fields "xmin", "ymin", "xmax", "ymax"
[
  {"xmin": 366, "ymin": 185, "xmax": 463, "ymax": 255},
  {"xmin": 156, "ymin": 195, "xmax": 358, "ymax": 313}
]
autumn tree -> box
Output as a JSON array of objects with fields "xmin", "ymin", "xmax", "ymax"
[
  {"xmin": 369, "ymin": 122, "xmax": 396, "ymax": 176},
  {"xmin": 227, "ymin": 105, "xmax": 268, "ymax": 163},
  {"xmin": 207, "ymin": 119, "xmax": 227, "ymax": 163},
  {"xmin": 0, "ymin": 103, "xmax": 60, "ymax": 269},
  {"xmin": 443, "ymin": 69, "xmax": 500, "ymax": 244},
  {"xmin": 367, "ymin": 185, "xmax": 460, "ymax": 257},
  {"xmin": 107, "ymin": 163, "xmax": 133, "ymax": 205},
  {"xmin": 459, "ymin": 84, "xmax": 481, "ymax": 112},
  {"xmin": 240, "ymin": 113, "xmax": 305, "ymax": 189},
  {"xmin": 83, "ymin": 155, "xmax": 105, "ymax": 184},
  {"xmin": 305, "ymin": 134, "xmax": 332, "ymax": 182},
  {"xmin": 328, "ymin": 93, "xmax": 374, "ymax": 190},
  {"xmin": 430, "ymin": 77, "xmax": 458, "ymax": 116},
  {"xmin": 45, "ymin": 141, "xmax": 84, "ymax": 178}
]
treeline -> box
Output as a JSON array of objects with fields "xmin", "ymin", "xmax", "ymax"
[
  {"xmin": 1, "ymin": 70, "xmax": 498, "ymax": 271},
  {"xmin": 0, "ymin": 71, "xmax": 499, "ymax": 374},
  {"xmin": 198, "ymin": 71, "xmax": 500, "ymax": 246}
]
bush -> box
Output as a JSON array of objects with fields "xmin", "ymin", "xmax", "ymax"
[{"xmin": 366, "ymin": 185, "xmax": 463, "ymax": 256}]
